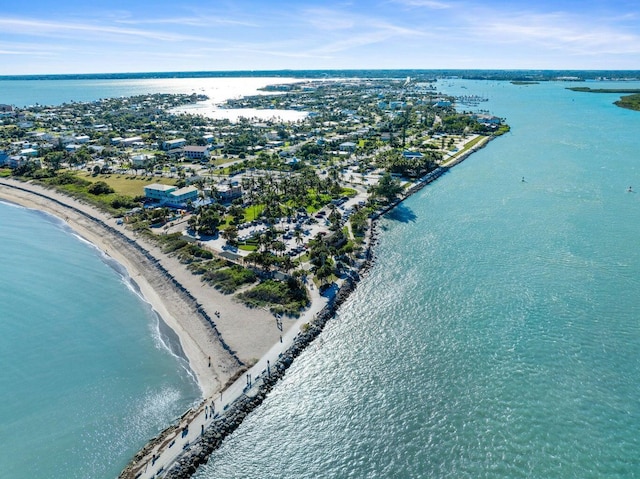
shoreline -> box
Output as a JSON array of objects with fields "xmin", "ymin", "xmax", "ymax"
[
  {"xmin": 0, "ymin": 176, "xmax": 331, "ymax": 478},
  {"xmin": 0, "ymin": 133, "xmax": 494, "ymax": 478},
  {"xmin": 0, "ymin": 178, "xmax": 262, "ymax": 396}
]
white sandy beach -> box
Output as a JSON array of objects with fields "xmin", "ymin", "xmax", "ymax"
[{"xmin": 0, "ymin": 178, "xmax": 295, "ymax": 398}]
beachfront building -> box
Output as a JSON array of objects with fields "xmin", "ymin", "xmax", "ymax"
[
  {"xmin": 144, "ymin": 183, "xmax": 176, "ymax": 202},
  {"xmin": 433, "ymin": 99, "xmax": 452, "ymax": 107},
  {"xmin": 0, "ymin": 104, "xmax": 14, "ymax": 118},
  {"xmin": 3, "ymin": 155, "xmax": 37, "ymax": 169},
  {"xmin": 167, "ymin": 186, "xmax": 199, "ymax": 208},
  {"xmin": 144, "ymin": 183, "xmax": 199, "ymax": 208},
  {"xmin": 474, "ymin": 113, "xmax": 502, "ymax": 128}
]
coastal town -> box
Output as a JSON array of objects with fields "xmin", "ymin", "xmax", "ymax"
[
  {"xmin": 0, "ymin": 78, "xmax": 506, "ymax": 315},
  {"xmin": 0, "ymin": 77, "xmax": 508, "ymax": 478}
]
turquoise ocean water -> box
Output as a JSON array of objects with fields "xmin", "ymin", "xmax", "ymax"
[
  {"xmin": 0, "ymin": 204, "xmax": 200, "ymax": 478},
  {"xmin": 2, "ymin": 77, "xmax": 640, "ymax": 478},
  {"xmin": 192, "ymin": 80, "xmax": 640, "ymax": 478}
]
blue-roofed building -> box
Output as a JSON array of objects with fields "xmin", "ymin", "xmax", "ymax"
[{"xmin": 402, "ymin": 151, "xmax": 424, "ymax": 159}]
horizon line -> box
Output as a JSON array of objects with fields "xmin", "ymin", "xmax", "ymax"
[{"xmin": 2, "ymin": 68, "xmax": 640, "ymax": 81}]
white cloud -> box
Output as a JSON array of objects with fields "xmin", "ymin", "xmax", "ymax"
[
  {"xmin": 469, "ymin": 11, "xmax": 640, "ymax": 55},
  {"xmin": 0, "ymin": 17, "xmax": 206, "ymax": 43},
  {"xmin": 300, "ymin": 7, "xmax": 429, "ymax": 55},
  {"xmin": 115, "ymin": 15, "xmax": 257, "ymax": 28}
]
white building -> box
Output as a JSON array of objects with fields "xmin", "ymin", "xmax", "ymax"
[
  {"xmin": 183, "ymin": 145, "xmax": 210, "ymax": 160},
  {"xmin": 144, "ymin": 183, "xmax": 199, "ymax": 208},
  {"xmin": 131, "ymin": 154, "xmax": 153, "ymax": 168},
  {"xmin": 162, "ymin": 138, "xmax": 187, "ymax": 151}
]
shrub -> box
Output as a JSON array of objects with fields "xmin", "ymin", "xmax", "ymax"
[
  {"xmin": 87, "ymin": 181, "xmax": 115, "ymax": 195},
  {"xmin": 202, "ymin": 265, "xmax": 256, "ymax": 293},
  {"xmin": 237, "ymin": 277, "xmax": 309, "ymax": 316}
]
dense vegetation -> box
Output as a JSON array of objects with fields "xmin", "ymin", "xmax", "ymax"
[
  {"xmin": 237, "ymin": 277, "xmax": 310, "ymax": 316},
  {"xmin": 190, "ymin": 261, "xmax": 257, "ymax": 294},
  {"xmin": 567, "ymin": 87, "xmax": 640, "ymax": 112},
  {"xmin": 615, "ymin": 94, "xmax": 640, "ymax": 112},
  {"xmin": 568, "ymin": 87, "xmax": 640, "ymax": 93}
]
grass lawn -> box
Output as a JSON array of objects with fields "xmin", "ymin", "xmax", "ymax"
[
  {"xmin": 77, "ymin": 172, "xmax": 177, "ymax": 197},
  {"xmin": 458, "ymin": 135, "xmax": 485, "ymax": 153}
]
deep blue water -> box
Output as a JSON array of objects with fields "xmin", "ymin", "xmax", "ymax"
[{"xmin": 191, "ymin": 80, "xmax": 640, "ymax": 478}]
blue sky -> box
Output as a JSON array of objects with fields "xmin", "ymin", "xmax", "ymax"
[{"xmin": 1, "ymin": 0, "xmax": 639, "ymax": 74}]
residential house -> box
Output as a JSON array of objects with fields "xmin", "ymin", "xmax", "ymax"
[
  {"xmin": 65, "ymin": 144, "xmax": 81, "ymax": 152},
  {"xmin": 339, "ymin": 141, "xmax": 356, "ymax": 153},
  {"xmin": 19, "ymin": 148, "xmax": 39, "ymax": 157},
  {"xmin": 121, "ymin": 136, "xmax": 144, "ymax": 147}
]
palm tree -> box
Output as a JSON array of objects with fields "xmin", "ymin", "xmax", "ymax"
[
  {"xmin": 281, "ymin": 256, "xmax": 294, "ymax": 273},
  {"xmin": 271, "ymin": 240, "xmax": 286, "ymax": 257}
]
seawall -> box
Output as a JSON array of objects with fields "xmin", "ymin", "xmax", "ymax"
[{"xmin": 158, "ymin": 272, "xmax": 369, "ymax": 478}]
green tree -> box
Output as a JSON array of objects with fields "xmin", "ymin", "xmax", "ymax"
[
  {"xmin": 87, "ymin": 181, "xmax": 115, "ymax": 195},
  {"xmin": 222, "ymin": 224, "xmax": 239, "ymax": 246},
  {"xmin": 374, "ymin": 173, "xmax": 403, "ymax": 203}
]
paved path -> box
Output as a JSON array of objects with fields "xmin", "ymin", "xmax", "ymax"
[{"xmin": 138, "ymin": 286, "xmax": 328, "ymax": 479}]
